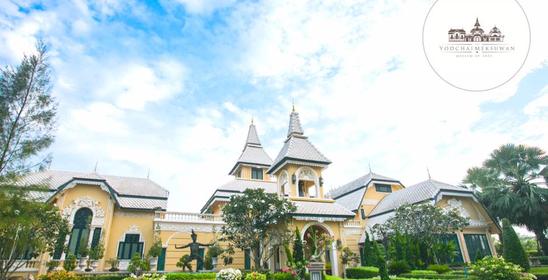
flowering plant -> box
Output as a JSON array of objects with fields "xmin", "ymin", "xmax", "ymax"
[
  {"xmin": 244, "ymin": 272, "xmax": 266, "ymax": 280},
  {"xmin": 216, "ymin": 268, "xmax": 243, "ymax": 280},
  {"xmin": 123, "ymin": 273, "xmax": 166, "ymax": 280},
  {"xmin": 470, "ymin": 256, "xmax": 536, "ymax": 280}
]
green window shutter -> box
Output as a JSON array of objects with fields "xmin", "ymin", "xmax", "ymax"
[
  {"xmin": 198, "ymin": 248, "xmax": 205, "ymax": 271},
  {"xmin": 464, "ymin": 234, "xmax": 491, "ymax": 262},
  {"xmin": 244, "ymin": 249, "xmax": 251, "ymax": 270},
  {"xmin": 157, "ymin": 248, "xmax": 167, "ymax": 271},
  {"xmin": 91, "ymin": 228, "xmax": 102, "ymax": 248}
]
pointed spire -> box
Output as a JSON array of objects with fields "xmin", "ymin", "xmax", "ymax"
[
  {"xmin": 147, "ymin": 168, "xmax": 150, "ymax": 179},
  {"xmin": 246, "ymin": 120, "xmax": 261, "ymax": 146},
  {"xmin": 287, "ymin": 107, "xmax": 304, "ymax": 138},
  {"xmin": 427, "ymin": 167, "xmax": 431, "ymax": 180},
  {"xmin": 475, "ymin": 17, "xmax": 480, "ymax": 27},
  {"xmin": 368, "ymin": 162, "xmax": 372, "ymax": 173},
  {"xmin": 93, "ymin": 161, "xmax": 98, "ymax": 173}
]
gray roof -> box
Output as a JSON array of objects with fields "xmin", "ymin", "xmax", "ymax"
[
  {"xmin": 17, "ymin": 170, "xmax": 169, "ymax": 210},
  {"xmin": 201, "ymin": 179, "xmax": 277, "ymax": 213},
  {"xmin": 292, "ymin": 200, "xmax": 355, "ymax": 217},
  {"xmin": 329, "ymin": 172, "xmax": 400, "ymax": 199},
  {"xmin": 369, "ymin": 179, "xmax": 472, "ymax": 216},
  {"xmin": 268, "ymin": 111, "xmax": 330, "ymax": 174},
  {"xmin": 229, "ymin": 123, "xmax": 273, "ymax": 175}
]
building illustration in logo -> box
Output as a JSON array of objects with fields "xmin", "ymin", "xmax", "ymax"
[{"xmin": 448, "ymin": 18, "xmax": 504, "ymax": 42}]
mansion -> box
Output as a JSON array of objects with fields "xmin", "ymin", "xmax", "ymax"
[{"xmin": 11, "ymin": 109, "xmax": 500, "ymax": 278}]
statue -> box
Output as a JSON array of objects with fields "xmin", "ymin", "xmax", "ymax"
[{"xmin": 175, "ymin": 229, "xmax": 213, "ymax": 272}]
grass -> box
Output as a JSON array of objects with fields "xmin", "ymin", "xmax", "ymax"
[{"xmin": 531, "ymin": 266, "xmax": 548, "ymax": 274}]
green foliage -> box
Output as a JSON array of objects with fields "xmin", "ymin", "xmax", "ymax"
[
  {"xmin": 388, "ymin": 260, "xmax": 411, "ymax": 275},
  {"xmin": 46, "ymin": 260, "xmax": 59, "ymax": 272},
  {"xmin": 470, "ymin": 256, "xmax": 525, "ymax": 280},
  {"xmin": 89, "ymin": 241, "xmax": 105, "ymax": 260},
  {"xmin": 502, "ymin": 218, "xmax": 530, "ymax": 271},
  {"xmin": 303, "ymin": 227, "xmax": 333, "ymax": 262},
  {"xmin": 287, "ymin": 228, "xmax": 307, "ymax": 280},
  {"xmin": 176, "ymin": 255, "xmax": 193, "ymax": 272},
  {"xmin": 244, "ymin": 272, "xmax": 266, "ymax": 280},
  {"xmin": 39, "ymin": 271, "xmax": 79, "ymax": 280},
  {"xmin": 106, "ymin": 258, "xmax": 120, "ymax": 272},
  {"xmin": 345, "ymin": 266, "xmax": 379, "ymax": 279},
  {"xmin": 79, "ymin": 275, "xmax": 127, "ymax": 280},
  {"xmin": 165, "ymin": 273, "xmax": 216, "ymax": 280},
  {"xmin": 0, "ymin": 187, "xmax": 69, "ymax": 279},
  {"xmin": 268, "ymin": 272, "xmax": 297, "ymax": 280},
  {"xmin": 531, "ymin": 266, "xmax": 548, "ymax": 280},
  {"xmin": 341, "ymin": 246, "xmax": 359, "ymax": 266},
  {"xmin": 148, "ymin": 237, "xmax": 163, "ymax": 258},
  {"xmin": 464, "ymin": 144, "xmax": 548, "ymax": 255},
  {"xmin": 425, "ymin": 264, "xmax": 451, "ymax": 274},
  {"xmin": 374, "ymin": 243, "xmax": 389, "ymax": 280},
  {"xmin": 0, "ymin": 41, "xmax": 57, "ymax": 178},
  {"xmin": 408, "ymin": 270, "xmax": 438, "ymax": 275},
  {"xmin": 221, "ymin": 189, "xmax": 296, "ymax": 270},
  {"xmin": 361, "ymin": 232, "xmax": 376, "ymax": 267},
  {"xmin": 63, "ymin": 254, "xmax": 77, "ymax": 271},
  {"xmin": 398, "ymin": 272, "xmax": 478, "ymax": 279},
  {"xmin": 128, "ymin": 253, "xmax": 149, "ymax": 276}
]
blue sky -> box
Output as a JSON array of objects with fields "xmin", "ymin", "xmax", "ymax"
[{"xmin": 0, "ymin": 0, "xmax": 547, "ymax": 212}]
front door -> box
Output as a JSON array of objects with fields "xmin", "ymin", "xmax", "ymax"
[
  {"xmin": 157, "ymin": 248, "xmax": 166, "ymax": 271},
  {"xmin": 198, "ymin": 248, "xmax": 205, "ymax": 271}
]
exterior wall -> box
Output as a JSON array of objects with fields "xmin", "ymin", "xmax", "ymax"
[
  {"xmin": 237, "ymin": 166, "xmax": 271, "ymax": 181},
  {"xmin": 274, "ymin": 164, "xmax": 325, "ymax": 199},
  {"xmin": 360, "ymin": 182, "xmax": 404, "ymax": 218}
]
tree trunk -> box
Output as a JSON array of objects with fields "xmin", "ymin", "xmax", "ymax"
[
  {"xmin": 534, "ymin": 229, "xmax": 548, "ymax": 256},
  {"xmin": 253, "ymin": 244, "xmax": 262, "ymax": 271}
]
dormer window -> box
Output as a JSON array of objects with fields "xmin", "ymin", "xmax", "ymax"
[
  {"xmin": 375, "ymin": 183, "xmax": 392, "ymax": 193},
  {"xmin": 236, "ymin": 169, "xmax": 241, "ymax": 178},
  {"xmin": 251, "ymin": 168, "xmax": 263, "ymax": 180}
]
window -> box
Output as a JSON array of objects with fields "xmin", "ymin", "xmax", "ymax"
[
  {"xmin": 244, "ymin": 249, "xmax": 251, "ymax": 270},
  {"xmin": 67, "ymin": 208, "xmax": 92, "ymax": 257},
  {"xmin": 464, "ymin": 234, "xmax": 492, "ymax": 262},
  {"xmin": 251, "ymin": 168, "xmax": 263, "ymax": 180},
  {"xmin": 439, "ymin": 234, "xmax": 464, "ymax": 264},
  {"xmin": 91, "ymin": 228, "xmax": 102, "ymax": 249},
  {"xmin": 375, "ymin": 184, "xmax": 392, "ymax": 193},
  {"xmin": 117, "ymin": 234, "xmax": 144, "ymax": 259},
  {"xmin": 360, "ymin": 208, "xmax": 366, "ymax": 220}
]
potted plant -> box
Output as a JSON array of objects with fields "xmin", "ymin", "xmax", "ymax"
[
  {"xmin": 77, "ymin": 242, "xmax": 90, "ymax": 272},
  {"xmin": 106, "ymin": 258, "xmax": 120, "ymax": 272},
  {"xmin": 207, "ymin": 243, "xmax": 223, "ymax": 271},
  {"xmin": 148, "ymin": 237, "xmax": 163, "ymax": 271},
  {"xmin": 89, "ymin": 242, "xmax": 105, "ymax": 271}
]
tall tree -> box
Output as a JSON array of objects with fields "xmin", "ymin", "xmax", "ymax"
[
  {"xmin": 0, "ymin": 41, "xmax": 57, "ymax": 180},
  {"xmin": 464, "ymin": 144, "xmax": 548, "ymax": 254},
  {"xmin": 221, "ymin": 188, "xmax": 296, "ymax": 270}
]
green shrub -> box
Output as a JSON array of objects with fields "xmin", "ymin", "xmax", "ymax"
[
  {"xmin": 128, "ymin": 253, "xmax": 149, "ymax": 275},
  {"xmin": 398, "ymin": 273, "xmax": 478, "ymax": 279},
  {"xmin": 426, "ymin": 264, "xmax": 451, "ymax": 274},
  {"xmin": 63, "ymin": 254, "xmax": 77, "ymax": 272},
  {"xmin": 409, "ymin": 270, "xmax": 437, "ymax": 275},
  {"xmin": 388, "ymin": 260, "xmax": 411, "ymax": 275},
  {"xmin": 80, "ymin": 276, "xmax": 127, "ymax": 280},
  {"xmin": 268, "ymin": 272, "xmax": 296, "ymax": 280},
  {"xmin": 470, "ymin": 256, "xmax": 524, "ymax": 280},
  {"xmin": 244, "ymin": 272, "xmax": 266, "ymax": 280},
  {"xmin": 538, "ymin": 256, "xmax": 548, "ymax": 265},
  {"xmin": 165, "ymin": 272, "xmax": 217, "ymax": 280},
  {"xmin": 345, "ymin": 266, "xmax": 379, "ymax": 279},
  {"xmin": 502, "ymin": 219, "xmax": 530, "ymax": 271},
  {"xmin": 39, "ymin": 271, "xmax": 79, "ymax": 280},
  {"xmin": 531, "ymin": 266, "xmax": 548, "ymax": 280}
]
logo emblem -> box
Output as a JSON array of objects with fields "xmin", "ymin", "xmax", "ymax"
[{"xmin": 422, "ymin": 0, "xmax": 530, "ymax": 92}]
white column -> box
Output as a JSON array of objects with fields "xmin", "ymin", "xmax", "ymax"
[{"xmin": 331, "ymin": 241, "xmax": 339, "ymax": 276}]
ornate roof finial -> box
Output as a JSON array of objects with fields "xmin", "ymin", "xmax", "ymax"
[
  {"xmin": 251, "ymin": 116, "xmax": 254, "ymax": 125},
  {"xmin": 368, "ymin": 162, "xmax": 372, "ymax": 173},
  {"xmin": 93, "ymin": 161, "xmax": 98, "ymax": 173},
  {"xmin": 292, "ymin": 98, "xmax": 295, "ymax": 112},
  {"xmin": 475, "ymin": 17, "xmax": 480, "ymax": 27},
  {"xmin": 147, "ymin": 168, "xmax": 150, "ymax": 179},
  {"xmin": 427, "ymin": 167, "xmax": 431, "ymax": 180}
]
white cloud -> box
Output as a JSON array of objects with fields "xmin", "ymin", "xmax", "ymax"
[{"xmin": 169, "ymin": 0, "xmax": 237, "ymax": 15}]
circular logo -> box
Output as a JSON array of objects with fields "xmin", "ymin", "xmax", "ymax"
[{"xmin": 422, "ymin": 0, "xmax": 530, "ymax": 92}]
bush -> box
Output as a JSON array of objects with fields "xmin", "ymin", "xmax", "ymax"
[
  {"xmin": 538, "ymin": 256, "xmax": 548, "ymax": 265},
  {"xmin": 345, "ymin": 266, "xmax": 379, "ymax": 279},
  {"xmin": 216, "ymin": 269, "xmax": 242, "ymax": 280},
  {"xmin": 470, "ymin": 256, "xmax": 524, "ymax": 280},
  {"xmin": 39, "ymin": 271, "xmax": 79, "ymax": 280},
  {"xmin": 426, "ymin": 264, "xmax": 451, "ymax": 274},
  {"xmin": 502, "ymin": 219, "xmax": 530, "ymax": 271},
  {"xmin": 244, "ymin": 272, "xmax": 266, "ymax": 280},
  {"xmin": 80, "ymin": 276, "xmax": 127, "ymax": 280},
  {"xmin": 408, "ymin": 270, "xmax": 437, "ymax": 275},
  {"xmin": 531, "ymin": 266, "xmax": 548, "ymax": 280},
  {"xmin": 388, "ymin": 260, "xmax": 411, "ymax": 275},
  {"xmin": 398, "ymin": 273, "xmax": 478, "ymax": 279},
  {"xmin": 269, "ymin": 272, "xmax": 297, "ymax": 280},
  {"xmin": 128, "ymin": 253, "xmax": 150, "ymax": 275},
  {"xmin": 123, "ymin": 274, "xmax": 166, "ymax": 280},
  {"xmin": 63, "ymin": 254, "xmax": 77, "ymax": 272},
  {"xmin": 166, "ymin": 273, "xmax": 217, "ymax": 280}
]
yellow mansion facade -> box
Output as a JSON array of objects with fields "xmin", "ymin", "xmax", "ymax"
[{"xmin": 12, "ymin": 109, "xmax": 501, "ymax": 278}]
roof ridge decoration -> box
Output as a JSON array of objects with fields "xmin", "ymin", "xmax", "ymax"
[
  {"xmin": 267, "ymin": 108, "xmax": 330, "ymax": 174},
  {"xmin": 229, "ymin": 121, "xmax": 273, "ymax": 175}
]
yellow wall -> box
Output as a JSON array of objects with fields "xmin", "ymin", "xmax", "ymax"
[{"xmin": 236, "ymin": 166, "xmax": 271, "ymax": 181}]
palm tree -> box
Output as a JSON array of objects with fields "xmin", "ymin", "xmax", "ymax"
[{"xmin": 464, "ymin": 144, "xmax": 548, "ymax": 255}]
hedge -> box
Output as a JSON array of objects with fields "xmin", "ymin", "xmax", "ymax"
[
  {"xmin": 398, "ymin": 273, "xmax": 478, "ymax": 279},
  {"xmin": 346, "ymin": 266, "xmax": 379, "ymax": 279},
  {"xmin": 165, "ymin": 272, "xmax": 217, "ymax": 280},
  {"xmin": 531, "ymin": 266, "xmax": 548, "ymax": 280},
  {"xmin": 79, "ymin": 276, "xmax": 127, "ymax": 280}
]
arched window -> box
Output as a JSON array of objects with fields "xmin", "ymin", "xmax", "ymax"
[{"xmin": 67, "ymin": 208, "xmax": 92, "ymax": 257}]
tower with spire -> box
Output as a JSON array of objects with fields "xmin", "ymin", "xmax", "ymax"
[
  {"xmin": 228, "ymin": 120, "xmax": 273, "ymax": 180},
  {"xmin": 267, "ymin": 108, "xmax": 331, "ymax": 199}
]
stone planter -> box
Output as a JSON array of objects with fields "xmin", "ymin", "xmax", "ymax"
[
  {"xmin": 308, "ymin": 262, "xmax": 325, "ymax": 280},
  {"xmin": 91, "ymin": 260, "xmax": 99, "ymax": 271},
  {"xmin": 78, "ymin": 257, "xmax": 88, "ymax": 271},
  {"xmin": 211, "ymin": 257, "xmax": 218, "ymax": 271},
  {"xmin": 149, "ymin": 257, "xmax": 158, "ymax": 272}
]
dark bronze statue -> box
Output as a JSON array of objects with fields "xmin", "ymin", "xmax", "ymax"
[{"xmin": 175, "ymin": 229, "xmax": 213, "ymax": 272}]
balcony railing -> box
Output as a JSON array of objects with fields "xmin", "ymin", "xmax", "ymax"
[
  {"xmin": 343, "ymin": 220, "xmax": 362, "ymax": 228},
  {"xmin": 6, "ymin": 260, "xmax": 40, "ymax": 272},
  {"xmin": 154, "ymin": 211, "xmax": 224, "ymax": 224}
]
